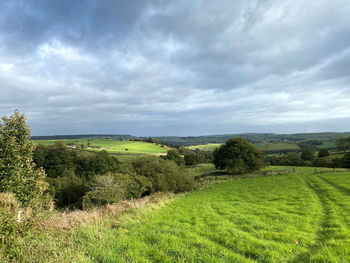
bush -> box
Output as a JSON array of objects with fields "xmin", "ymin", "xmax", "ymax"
[
  {"xmin": 82, "ymin": 173, "xmax": 151, "ymax": 209},
  {"xmin": 0, "ymin": 193, "xmax": 33, "ymax": 249},
  {"xmin": 132, "ymin": 156, "xmax": 194, "ymax": 193}
]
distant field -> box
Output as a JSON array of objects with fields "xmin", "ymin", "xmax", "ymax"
[
  {"xmin": 187, "ymin": 143, "xmax": 222, "ymax": 152},
  {"xmin": 20, "ymin": 166, "xmax": 350, "ymax": 262},
  {"xmin": 34, "ymin": 139, "xmax": 167, "ymax": 155},
  {"xmin": 253, "ymin": 141, "xmax": 300, "ymax": 151},
  {"xmin": 321, "ymin": 152, "xmax": 345, "ymax": 161},
  {"xmin": 319, "ymin": 141, "xmax": 336, "ymax": 149},
  {"xmin": 187, "ymin": 141, "xmax": 300, "ymax": 152}
]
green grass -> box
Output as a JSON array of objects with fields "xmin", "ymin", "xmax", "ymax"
[
  {"xmin": 187, "ymin": 143, "xmax": 222, "ymax": 152},
  {"xmin": 186, "ymin": 163, "xmax": 216, "ymax": 177},
  {"xmin": 321, "ymin": 152, "xmax": 345, "ymax": 161},
  {"xmin": 319, "ymin": 141, "xmax": 336, "ymax": 149},
  {"xmin": 5, "ymin": 166, "xmax": 350, "ymax": 262},
  {"xmin": 34, "ymin": 139, "xmax": 167, "ymax": 155}
]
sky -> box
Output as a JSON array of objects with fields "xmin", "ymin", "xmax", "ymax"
[{"xmin": 1, "ymin": 0, "xmax": 350, "ymax": 136}]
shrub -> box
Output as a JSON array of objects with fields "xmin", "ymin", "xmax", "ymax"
[
  {"xmin": 82, "ymin": 173, "xmax": 151, "ymax": 209},
  {"xmin": 132, "ymin": 156, "xmax": 194, "ymax": 193},
  {"xmin": 0, "ymin": 193, "xmax": 33, "ymax": 249}
]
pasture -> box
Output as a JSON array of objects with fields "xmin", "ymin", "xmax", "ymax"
[
  {"xmin": 34, "ymin": 139, "xmax": 167, "ymax": 155},
  {"xmin": 12, "ymin": 166, "xmax": 350, "ymax": 262}
]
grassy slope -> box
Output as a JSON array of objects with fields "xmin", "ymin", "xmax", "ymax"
[
  {"xmin": 5, "ymin": 167, "xmax": 350, "ymax": 262},
  {"xmin": 187, "ymin": 143, "xmax": 222, "ymax": 152},
  {"xmin": 34, "ymin": 139, "xmax": 167, "ymax": 155}
]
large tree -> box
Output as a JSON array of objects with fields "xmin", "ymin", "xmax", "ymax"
[
  {"xmin": 213, "ymin": 138, "xmax": 266, "ymax": 174},
  {"xmin": 0, "ymin": 110, "xmax": 49, "ymax": 207}
]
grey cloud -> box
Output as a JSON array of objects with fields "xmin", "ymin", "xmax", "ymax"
[{"xmin": 0, "ymin": 0, "xmax": 350, "ymax": 136}]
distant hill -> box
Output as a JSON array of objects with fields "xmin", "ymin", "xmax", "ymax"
[
  {"xmin": 154, "ymin": 132, "xmax": 350, "ymax": 146},
  {"xmin": 31, "ymin": 132, "xmax": 350, "ymax": 147},
  {"xmin": 32, "ymin": 134, "xmax": 133, "ymax": 141}
]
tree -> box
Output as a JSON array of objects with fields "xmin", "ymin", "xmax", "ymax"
[
  {"xmin": 213, "ymin": 138, "xmax": 266, "ymax": 174},
  {"xmin": 342, "ymin": 152, "xmax": 350, "ymax": 168},
  {"xmin": 163, "ymin": 149, "xmax": 185, "ymax": 166},
  {"xmin": 336, "ymin": 137, "xmax": 350, "ymax": 152},
  {"xmin": 301, "ymin": 149, "xmax": 315, "ymax": 161},
  {"xmin": 318, "ymin": 149, "xmax": 330, "ymax": 158},
  {"xmin": 0, "ymin": 110, "xmax": 50, "ymax": 207}
]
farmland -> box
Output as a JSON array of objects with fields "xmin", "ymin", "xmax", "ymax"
[
  {"xmin": 34, "ymin": 139, "xmax": 167, "ymax": 155},
  {"xmin": 7, "ymin": 166, "xmax": 350, "ymax": 262}
]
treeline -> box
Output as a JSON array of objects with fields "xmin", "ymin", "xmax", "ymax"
[
  {"xmin": 33, "ymin": 143, "xmax": 206, "ymax": 208},
  {"xmin": 268, "ymin": 149, "xmax": 350, "ymax": 168},
  {"xmin": 32, "ymin": 134, "xmax": 133, "ymax": 141}
]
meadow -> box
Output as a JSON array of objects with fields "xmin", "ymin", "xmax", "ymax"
[
  {"xmin": 6, "ymin": 166, "xmax": 350, "ymax": 262},
  {"xmin": 34, "ymin": 139, "xmax": 167, "ymax": 155}
]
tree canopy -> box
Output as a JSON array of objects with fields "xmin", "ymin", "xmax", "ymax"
[
  {"xmin": 213, "ymin": 138, "xmax": 266, "ymax": 174},
  {"xmin": 0, "ymin": 110, "xmax": 50, "ymax": 207}
]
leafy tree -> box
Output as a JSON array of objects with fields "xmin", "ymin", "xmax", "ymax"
[
  {"xmin": 0, "ymin": 110, "xmax": 50, "ymax": 207},
  {"xmin": 336, "ymin": 137, "xmax": 350, "ymax": 152},
  {"xmin": 163, "ymin": 149, "xmax": 185, "ymax": 166},
  {"xmin": 213, "ymin": 138, "xmax": 266, "ymax": 174},
  {"xmin": 301, "ymin": 149, "xmax": 315, "ymax": 161},
  {"xmin": 318, "ymin": 149, "xmax": 330, "ymax": 158}
]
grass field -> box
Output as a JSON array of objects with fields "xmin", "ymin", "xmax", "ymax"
[
  {"xmin": 7, "ymin": 166, "xmax": 350, "ymax": 262},
  {"xmin": 34, "ymin": 139, "xmax": 167, "ymax": 155},
  {"xmin": 187, "ymin": 143, "xmax": 222, "ymax": 152}
]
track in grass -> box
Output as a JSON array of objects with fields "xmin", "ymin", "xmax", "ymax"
[{"xmin": 64, "ymin": 167, "xmax": 350, "ymax": 262}]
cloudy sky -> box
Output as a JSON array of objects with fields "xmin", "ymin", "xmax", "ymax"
[{"xmin": 1, "ymin": 0, "xmax": 350, "ymax": 136}]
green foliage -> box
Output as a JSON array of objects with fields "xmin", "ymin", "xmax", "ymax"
[
  {"xmin": 184, "ymin": 151, "xmax": 209, "ymax": 165},
  {"xmin": 33, "ymin": 144, "xmax": 120, "ymax": 207},
  {"xmin": 343, "ymin": 152, "xmax": 350, "ymax": 168},
  {"xmin": 47, "ymin": 171, "xmax": 88, "ymax": 207},
  {"xmin": 163, "ymin": 149, "xmax": 185, "ymax": 166},
  {"xmin": 213, "ymin": 138, "xmax": 266, "ymax": 174},
  {"xmin": 301, "ymin": 149, "xmax": 315, "ymax": 161},
  {"xmin": 336, "ymin": 137, "xmax": 350, "ymax": 152},
  {"xmin": 268, "ymin": 152, "xmax": 304, "ymax": 166},
  {"xmin": 0, "ymin": 110, "xmax": 50, "ymax": 207},
  {"xmin": 318, "ymin": 148, "xmax": 330, "ymax": 158},
  {"xmin": 82, "ymin": 173, "xmax": 151, "ymax": 209},
  {"xmin": 132, "ymin": 156, "xmax": 194, "ymax": 193}
]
